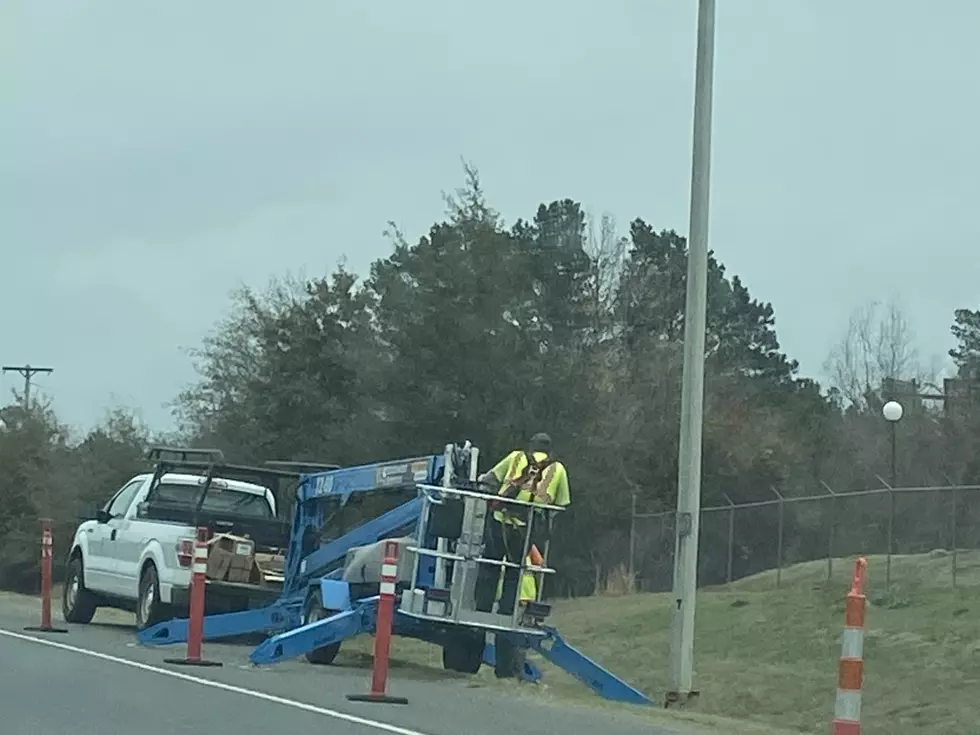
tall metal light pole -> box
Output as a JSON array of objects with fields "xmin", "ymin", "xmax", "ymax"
[{"xmin": 667, "ymin": 0, "xmax": 716, "ymax": 707}]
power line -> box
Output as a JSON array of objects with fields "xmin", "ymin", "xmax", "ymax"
[{"xmin": 2, "ymin": 364, "xmax": 54, "ymax": 413}]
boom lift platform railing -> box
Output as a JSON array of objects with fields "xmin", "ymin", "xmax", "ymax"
[{"xmin": 137, "ymin": 443, "xmax": 653, "ymax": 706}]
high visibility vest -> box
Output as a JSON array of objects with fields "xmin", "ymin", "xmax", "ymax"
[{"xmin": 493, "ymin": 450, "xmax": 562, "ymax": 526}]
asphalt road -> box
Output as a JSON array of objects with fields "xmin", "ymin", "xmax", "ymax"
[{"xmin": 0, "ymin": 594, "xmax": 700, "ymax": 735}]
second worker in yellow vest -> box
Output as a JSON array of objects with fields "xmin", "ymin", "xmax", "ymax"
[{"xmin": 494, "ymin": 552, "xmax": 539, "ymax": 607}]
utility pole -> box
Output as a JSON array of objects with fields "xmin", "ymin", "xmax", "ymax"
[
  {"xmin": 2, "ymin": 364, "xmax": 53, "ymax": 413},
  {"xmin": 667, "ymin": 0, "xmax": 716, "ymax": 708}
]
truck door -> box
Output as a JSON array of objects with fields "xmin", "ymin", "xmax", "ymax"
[
  {"xmin": 109, "ymin": 478, "xmax": 151, "ymax": 598},
  {"xmin": 90, "ymin": 478, "xmax": 145, "ymax": 595}
]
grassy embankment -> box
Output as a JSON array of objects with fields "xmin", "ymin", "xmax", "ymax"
[
  {"xmin": 365, "ymin": 550, "xmax": 980, "ymax": 735},
  {"xmin": 14, "ymin": 550, "xmax": 980, "ymax": 734}
]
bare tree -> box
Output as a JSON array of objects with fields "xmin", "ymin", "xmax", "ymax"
[
  {"xmin": 581, "ymin": 211, "xmax": 628, "ymax": 339},
  {"xmin": 824, "ymin": 298, "xmax": 932, "ymax": 409}
]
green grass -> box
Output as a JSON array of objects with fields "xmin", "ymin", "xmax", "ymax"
[{"xmin": 375, "ymin": 550, "xmax": 980, "ymax": 735}]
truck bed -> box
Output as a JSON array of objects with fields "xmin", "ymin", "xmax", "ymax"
[{"xmin": 138, "ymin": 501, "xmax": 290, "ymax": 550}]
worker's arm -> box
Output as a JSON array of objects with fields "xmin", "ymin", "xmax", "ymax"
[
  {"xmin": 542, "ymin": 464, "xmax": 570, "ymax": 507},
  {"xmin": 478, "ymin": 450, "xmax": 517, "ymax": 491},
  {"xmin": 477, "ymin": 471, "xmax": 501, "ymax": 491}
]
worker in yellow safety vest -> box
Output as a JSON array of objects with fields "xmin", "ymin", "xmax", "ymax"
[
  {"xmin": 475, "ymin": 433, "xmax": 570, "ymax": 678},
  {"xmin": 494, "ymin": 548, "xmax": 541, "ymax": 609},
  {"xmin": 474, "ymin": 433, "xmax": 570, "ymax": 617}
]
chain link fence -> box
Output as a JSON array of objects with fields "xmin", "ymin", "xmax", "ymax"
[{"xmin": 628, "ymin": 484, "xmax": 980, "ymax": 592}]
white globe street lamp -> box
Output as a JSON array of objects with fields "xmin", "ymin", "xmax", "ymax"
[
  {"xmin": 882, "ymin": 400, "xmax": 903, "ymax": 489},
  {"xmin": 882, "ymin": 400, "xmax": 904, "ymax": 423}
]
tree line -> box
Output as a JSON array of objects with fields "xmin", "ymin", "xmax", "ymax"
[{"xmin": 3, "ymin": 167, "xmax": 979, "ymax": 595}]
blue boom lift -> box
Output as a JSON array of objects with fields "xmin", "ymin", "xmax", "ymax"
[{"xmin": 137, "ymin": 443, "xmax": 652, "ymax": 705}]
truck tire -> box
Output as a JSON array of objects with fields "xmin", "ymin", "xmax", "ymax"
[
  {"xmin": 62, "ymin": 555, "xmax": 98, "ymax": 624},
  {"xmin": 442, "ymin": 630, "xmax": 485, "ymax": 674},
  {"xmin": 304, "ymin": 593, "xmax": 341, "ymax": 665},
  {"xmin": 136, "ymin": 564, "xmax": 170, "ymax": 631}
]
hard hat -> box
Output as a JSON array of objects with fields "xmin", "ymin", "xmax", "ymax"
[{"xmin": 528, "ymin": 432, "xmax": 552, "ymax": 454}]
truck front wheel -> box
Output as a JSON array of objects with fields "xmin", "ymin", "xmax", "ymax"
[{"xmin": 62, "ymin": 556, "xmax": 98, "ymax": 624}]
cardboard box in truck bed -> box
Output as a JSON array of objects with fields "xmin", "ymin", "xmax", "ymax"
[
  {"xmin": 254, "ymin": 551, "xmax": 285, "ymax": 585},
  {"xmin": 206, "ymin": 533, "xmax": 260, "ymax": 584}
]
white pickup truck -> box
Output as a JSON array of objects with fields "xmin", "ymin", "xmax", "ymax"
[{"xmin": 63, "ymin": 470, "xmax": 284, "ymax": 630}]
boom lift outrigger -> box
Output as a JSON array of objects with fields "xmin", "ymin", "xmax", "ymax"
[{"xmin": 137, "ymin": 443, "xmax": 652, "ymax": 705}]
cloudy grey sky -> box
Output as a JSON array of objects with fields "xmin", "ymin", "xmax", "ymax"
[{"xmin": 3, "ymin": 1, "xmax": 978, "ymax": 433}]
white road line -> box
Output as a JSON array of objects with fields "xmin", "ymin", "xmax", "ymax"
[{"xmin": 0, "ymin": 627, "xmax": 429, "ymax": 735}]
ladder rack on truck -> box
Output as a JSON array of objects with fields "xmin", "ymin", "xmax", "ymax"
[
  {"xmin": 139, "ymin": 448, "xmax": 298, "ymax": 554},
  {"xmin": 137, "ymin": 442, "xmax": 652, "ymax": 706}
]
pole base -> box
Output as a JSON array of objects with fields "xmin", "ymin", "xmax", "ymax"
[
  {"xmin": 346, "ymin": 693, "xmax": 409, "ymax": 705},
  {"xmin": 24, "ymin": 625, "xmax": 69, "ymax": 634},
  {"xmin": 831, "ymin": 719, "xmax": 861, "ymax": 735},
  {"xmin": 664, "ymin": 690, "xmax": 700, "ymax": 709},
  {"xmin": 164, "ymin": 657, "xmax": 223, "ymax": 667}
]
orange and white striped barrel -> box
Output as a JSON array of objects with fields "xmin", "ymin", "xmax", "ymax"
[{"xmin": 832, "ymin": 557, "xmax": 867, "ymax": 735}]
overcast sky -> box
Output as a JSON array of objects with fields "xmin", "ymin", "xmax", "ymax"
[{"xmin": 3, "ymin": 1, "xmax": 978, "ymax": 433}]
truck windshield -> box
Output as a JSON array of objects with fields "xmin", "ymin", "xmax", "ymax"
[{"xmin": 154, "ymin": 482, "xmax": 274, "ymax": 519}]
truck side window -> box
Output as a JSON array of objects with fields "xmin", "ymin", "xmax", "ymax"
[{"xmin": 105, "ymin": 479, "xmax": 144, "ymax": 518}]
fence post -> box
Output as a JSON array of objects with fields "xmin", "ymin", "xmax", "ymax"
[
  {"xmin": 821, "ymin": 481, "xmax": 837, "ymax": 581},
  {"xmin": 771, "ymin": 486, "xmax": 785, "ymax": 588},
  {"xmin": 724, "ymin": 493, "xmax": 735, "ymax": 589},
  {"xmin": 951, "ymin": 484, "xmax": 958, "ymax": 589},
  {"xmin": 628, "ymin": 492, "xmax": 637, "ymax": 592}
]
